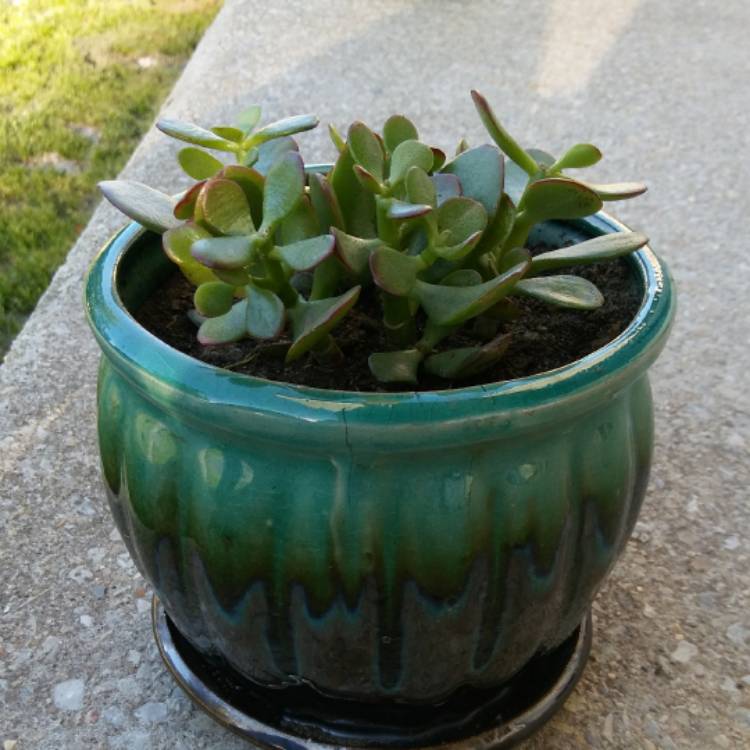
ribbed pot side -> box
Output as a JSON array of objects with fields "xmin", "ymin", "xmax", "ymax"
[{"xmin": 87, "ymin": 213, "xmax": 675, "ymax": 704}]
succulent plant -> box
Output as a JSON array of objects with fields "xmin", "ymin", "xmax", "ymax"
[{"xmin": 100, "ymin": 92, "xmax": 648, "ymax": 385}]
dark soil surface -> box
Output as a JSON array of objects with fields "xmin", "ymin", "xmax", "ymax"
[{"xmin": 134, "ymin": 254, "xmax": 641, "ymax": 392}]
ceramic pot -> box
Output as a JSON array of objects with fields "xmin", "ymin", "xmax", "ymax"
[{"xmin": 85, "ymin": 211, "xmax": 674, "ymax": 704}]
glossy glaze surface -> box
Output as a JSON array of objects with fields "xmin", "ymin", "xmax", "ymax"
[{"xmin": 85, "ymin": 211, "xmax": 675, "ymax": 702}]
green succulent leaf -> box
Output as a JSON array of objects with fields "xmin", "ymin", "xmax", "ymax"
[
  {"xmin": 162, "ymin": 223, "xmax": 218, "ymax": 286},
  {"xmin": 481, "ymin": 193, "xmax": 516, "ymax": 257},
  {"xmin": 191, "ymin": 235, "xmax": 254, "ymax": 269},
  {"xmin": 514, "ymin": 275, "xmax": 604, "ymax": 309},
  {"xmin": 442, "ymin": 144, "xmax": 504, "ymax": 217},
  {"xmin": 522, "ymin": 177, "xmax": 603, "ymax": 222},
  {"xmin": 246, "ymin": 284, "xmax": 286, "ymax": 339},
  {"xmin": 178, "ymin": 147, "xmax": 224, "ymax": 180},
  {"xmin": 437, "ymin": 196, "xmax": 487, "ymax": 245},
  {"xmin": 271, "ymin": 234, "xmax": 335, "ymax": 271},
  {"xmin": 424, "ymin": 333, "xmax": 511, "ymax": 379},
  {"xmin": 197, "ymin": 299, "xmax": 248, "ymax": 344},
  {"xmin": 383, "ymin": 115, "xmax": 418, "ymax": 153},
  {"xmin": 221, "ymin": 165, "xmax": 264, "ymax": 228},
  {"xmin": 470, "ymin": 90, "xmax": 539, "ymax": 176},
  {"xmin": 440, "ymin": 268, "xmax": 483, "ymax": 286},
  {"xmin": 415, "ymin": 256, "xmax": 530, "ymax": 326},
  {"xmin": 526, "ymin": 148, "xmax": 556, "ymax": 169},
  {"xmin": 328, "ymin": 123, "xmax": 346, "ymax": 153},
  {"xmin": 406, "ymin": 167, "xmax": 437, "ymax": 208},
  {"xmin": 368, "ymin": 349, "xmax": 422, "ymax": 384},
  {"xmin": 253, "ymin": 136, "xmax": 299, "ymax": 176},
  {"xmin": 329, "ymin": 146, "xmax": 377, "ymax": 237},
  {"xmin": 332, "ymin": 227, "xmax": 381, "ymax": 278},
  {"xmin": 455, "ymin": 138, "xmax": 469, "ymax": 155},
  {"xmin": 499, "ymin": 246, "xmax": 532, "ymax": 273},
  {"xmin": 242, "ymin": 148, "xmax": 259, "ymax": 168},
  {"xmin": 353, "ymin": 164, "xmax": 385, "ymax": 194},
  {"xmin": 581, "ymin": 181, "xmax": 648, "ymax": 201},
  {"xmin": 369, "ymin": 246, "xmax": 422, "ymax": 296},
  {"xmin": 550, "ymin": 143, "xmax": 602, "ymax": 171},
  {"xmin": 99, "ymin": 180, "xmax": 180, "ymax": 233},
  {"xmin": 434, "ymin": 231, "xmax": 483, "ymax": 262},
  {"xmin": 236, "ymin": 105, "xmax": 262, "ymax": 134},
  {"xmin": 156, "ymin": 119, "xmax": 236, "ymax": 152},
  {"xmin": 211, "ymin": 126, "xmax": 245, "ymax": 142},
  {"xmin": 348, "ymin": 122, "xmax": 385, "ymax": 183},
  {"xmin": 194, "ymin": 281, "xmax": 235, "ymax": 317},
  {"xmin": 387, "ymin": 199, "xmax": 432, "ymax": 220},
  {"xmin": 197, "ymin": 178, "xmax": 254, "ymax": 235},
  {"xmin": 431, "ymin": 173, "xmax": 462, "ymax": 205},
  {"xmin": 252, "ymin": 114, "xmax": 319, "ymax": 144},
  {"xmin": 530, "ymin": 231, "xmax": 648, "ymax": 274},
  {"xmin": 388, "ymin": 140, "xmax": 434, "ymax": 185},
  {"xmin": 309, "ymin": 173, "xmax": 345, "ymax": 231},
  {"xmin": 260, "ymin": 151, "xmax": 305, "ymax": 233},
  {"xmin": 286, "ymin": 287, "xmax": 361, "ymax": 362},
  {"xmin": 278, "ymin": 195, "xmax": 319, "ymax": 244},
  {"xmin": 214, "ymin": 268, "xmax": 251, "ymax": 286},
  {"xmin": 174, "ymin": 181, "xmax": 205, "ymax": 220},
  {"xmin": 431, "ymin": 147, "xmax": 446, "ymax": 171}
]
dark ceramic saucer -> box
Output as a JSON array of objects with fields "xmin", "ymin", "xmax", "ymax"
[{"xmin": 152, "ymin": 597, "xmax": 591, "ymax": 749}]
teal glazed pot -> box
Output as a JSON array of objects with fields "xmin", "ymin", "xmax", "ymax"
[{"xmin": 85, "ymin": 211, "xmax": 674, "ymax": 705}]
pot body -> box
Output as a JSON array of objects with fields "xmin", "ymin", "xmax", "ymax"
[{"xmin": 86, "ymin": 213, "xmax": 674, "ymax": 703}]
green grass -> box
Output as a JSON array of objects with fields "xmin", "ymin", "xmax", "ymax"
[{"xmin": 0, "ymin": 0, "xmax": 221, "ymax": 360}]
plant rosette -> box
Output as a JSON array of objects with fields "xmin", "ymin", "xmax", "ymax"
[{"xmin": 85, "ymin": 95, "xmax": 675, "ymax": 747}]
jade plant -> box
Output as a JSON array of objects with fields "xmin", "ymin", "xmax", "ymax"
[{"xmin": 100, "ymin": 91, "xmax": 649, "ymax": 384}]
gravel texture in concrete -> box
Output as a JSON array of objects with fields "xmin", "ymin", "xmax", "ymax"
[{"xmin": 1, "ymin": 1, "xmax": 749, "ymax": 748}]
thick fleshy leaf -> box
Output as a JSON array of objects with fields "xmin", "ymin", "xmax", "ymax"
[
  {"xmin": 431, "ymin": 147, "xmax": 446, "ymax": 171},
  {"xmin": 246, "ymin": 284, "xmax": 285, "ymax": 339},
  {"xmin": 332, "ymin": 227, "xmax": 380, "ymax": 277},
  {"xmin": 99, "ymin": 180, "xmax": 180, "ymax": 233},
  {"xmin": 414, "ymin": 257, "xmax": 530, "ymax": 326},
  {"xmin": 514, "ymin": 275, "xmax": 604, "ymax": 309},
  {"xmin": 214, "ymin": 267, "xmax": 251, "ymax": 286},
  {"xmin": 455, "ymin": 138, "xmax": 469, "ymax": 154},
  {"xmin": 480, "ymin": 193, "xmax": 516, "ymax": 257},
  {"xmin": 440, "ymin": 268, "xmax": 483, "ymax": 286},
  {"xmin": 437, "ymin": 197, "xmax": 487, "ymax": 245},
  {"xmin": 197, "ymin": 178, "xmax": 254, "ymax": 235},
  {"xmin": 329, "ymin": 146, "xmax": 377, "ymax": 237},
  {"xmin": 387, "ymin": 199, "xmax": 432, "ymax": 221},
  {"xmin": 156, "ymin": 119, "xmax": 236, "ymax": 152},
  {"xmin": 434, "ymin": 231, "xmax": 483, "ymax": 262},
  {"xmin": 582, "ymin": 181, "xmax": 648, "ymax": 201},
  {"xmin": 272, "ymin": 235, "xmax": 335, "ymax": 271},
  {"xmin": 242, "ymin": 148, "xmax": 259, "ymax": 168},
  {"xmin": 551, "ymin": 143, "xmax": 602, "ymax": 171},
  {"xmin": 388, "ymin": 140, "xmax": 434, "ymax": 185},
  {"xmin": 424, "ymin": 333, "xmax": 511, "ymax": 379},
  {"xmin": 328, "ymin": 123, "xmax": 346, "ymax": 153},
  {"xmin": 286, "ymin": 287, "xmax": 361, "ymax": 361},
  {"xmin": 309, "ymin": 173, "xmax": 345, "ymax": 231},
  {"xmin": 471, "ymin": 90, "xmax": 539, "ymax": 176},
  {"xmin": 211, "ymin": 126, "xmax": 245, "ymax": 142},
  {"xmin": 253, "ymin": 136, "xmax": 299, "ymax": 175},
  {"xmin": 252, "ymin": 114, "xmax": 318, "ymax": 144},
  {"xmin": 194, "ymin": 281, "xmax": 235, "ymax": 317},
  {"xmin": 174, "ymin": 181, "xmax": 205, "ymax": 220},
  {"xmin": 530, "ymin": 231, "xmax": 648, "ymax": 274},
  {"xmin": 260, "ymin": 151, "xmax": 304, "ymax": 232},
  {"xmin": 278, "ymin": 195, "xmax": 319, "ymax": 244},
  {"xmin": 383, "ymin": 115, "xmax": 418, "ymax": 153},
  {"xmin": 431, "ymin": 173, "xmax": 462, "ymax": 205},
  {"xmin": 347, "ymin": 122, "xmax": 385, "ymax": 182},
  {"xmin": 522, "ymin": 178, "xmax": 603, "ymax": 222},
  {"xmin": 406, "ymin": 167, "xmax": 437, "ymax": 208},
  {"xmin": 236, "ymin": 105, "xmax": 262, "ymax": 134},
  {"xmin": 442, "ymin": 144, "xmax": 504, "ymax": 217},
  {"xmin": 178, "ymin": 147, "xmax": 224, "ymax": 180},
  {"xmin": 162, "ymin": 223, "xmax": 217, "ymax": 286},
  {"xmin": 526, "ymin": 148, "xmax": 556, "ymax": 168},
  {"xmin": 221, "ymin": 165, "xmax": 264, "ymax": 228},
  {"xmin": 191, "ymin": 235, "xmax": 254, "ymax": 269},
  {"xmin": 368, "ymin": 349, "xmax": 421, "ymax": 384},
  {"xmin": 370, "ymin": 246, "xmax": 422, "ymax": 296},
  {"xmin": 499, "ymin": 246, "xmax": 531, "ymax": 273},
  {"xmin": 353, "ymin": 164, "xmax": 384, "ymax": 194},
  {"xmin": 197, "ymin": 299, "xmax": 248, "ymax": 344}
]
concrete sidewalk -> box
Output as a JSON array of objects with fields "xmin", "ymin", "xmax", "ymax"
[{"xmin": 1, "ymin": 1, "xmax": 748, "ymax": 747}]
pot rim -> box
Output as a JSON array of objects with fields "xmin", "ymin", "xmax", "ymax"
[{"xmin": 85, "ymin": 211, "xmax": 675, "ymax": 447}]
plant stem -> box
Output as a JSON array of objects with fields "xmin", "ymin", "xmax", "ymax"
[{"xmin": 382, "ymin": 293, "xmax": 416, "ymax": 346}]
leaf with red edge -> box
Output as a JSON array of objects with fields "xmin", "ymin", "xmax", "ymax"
[
  {"xmin": 260, "ymin": 151, "xmax": 305, "ymax": 233},
  {"xmin": 332, "ymin": 227, "xmax": 381, "ymax": 278},
  {"xmin": 513, "ymin": 275, "xmax": 604, "ymax": 309},
  {"xmin": 221, "ymin": 165, "xmax": 264, "ymax": 228},
  {"xmin": 271, "ymin": 235, "xmax": 335, "ymax": 272},
  {"xmin": 162, "ymin": 223, "xmax": 218, "ymax": 286},
  {"xmin": 383, "ymin": 115, "xmax": 418, "ymax": 153},
  {"xmin": 431, "ymin": 173, "xmax": 462, "ymax": 205},
  {"xmin": 197, "ymin": 299, "xmax": 248, "ymax": 344},
  {"xmin": 197, "ymin": 178, "xmax": 254, "ymax": 235},
  {"xmin": 191, "ymin": 235, "xmax": 254, "ymax": 269},
  {"xmin": 387, "ymin": 200, "xmax": 432, "ymax": 220},
  {"xmin": 368, "ymin": 349, "xmax": 422, "ymax": 384},
  {"xmin": 309, "ymin": 173, "xmax": 345, "ymax": 231},
  {"xmin": 348, "ymin": 122, "xmax": 385, "ymax": 182},
  {"xmin": 424, "ymin": 333, "xmax": 511, "ymax": 379},
  {"xmin": 99, "ymin": 180, "xmax": 180, "ymax": 233},
  {"xmin": 369, "ymin": 246, "xmax": 422, "ymax": 296},
  {"xmin": 174, "ymin": 181, "xmax": 205, "ymax": 220}
]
